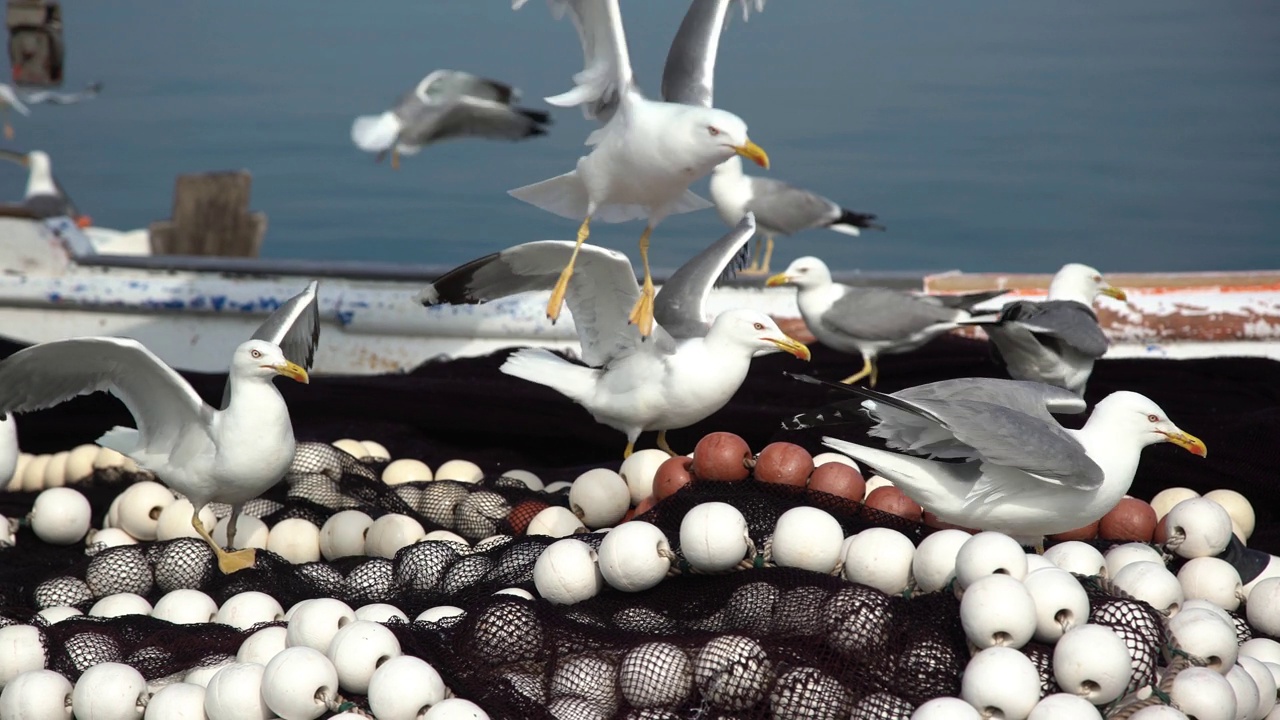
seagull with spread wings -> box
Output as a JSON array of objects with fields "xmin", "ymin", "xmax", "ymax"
[{"xmin": 0, "ymin": 81, "xmax": 102, "ymax": 139}]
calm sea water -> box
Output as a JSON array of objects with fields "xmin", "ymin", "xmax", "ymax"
[{"xmin": 5, "ymin": 1, "xmax": 1278, "ymax": 274}]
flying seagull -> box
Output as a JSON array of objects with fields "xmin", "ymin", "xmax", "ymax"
[{"xmin": 0, "ymin": 81, "xmax": 103, "ymax": 139}]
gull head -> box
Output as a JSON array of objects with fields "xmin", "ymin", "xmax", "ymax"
[
  {"xmin": 233, "ymin": 340, "xmax": 309, "ymax": 385},
  {"xmin": 683, "ymin": 107, "xmax": 769, "ymax": 170},
  {"xmin": 708, "ymin": 309, "xmax": 810, "ymax": 361},
  {"xmin": 766, "ymin": 256, "xmax": 832, "ymax": 290},
  {"xmin": 1092, "ymin": 391, "xmax": 1206, "ymax": 457},
  {"xmin": 1050, "ymin": 263, "xmax": 1127, "ymax": 305}
]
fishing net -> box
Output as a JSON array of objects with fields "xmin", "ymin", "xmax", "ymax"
[{"xmin": 1, "ymin": 336, "xmax": 1278, "ymax": 718}]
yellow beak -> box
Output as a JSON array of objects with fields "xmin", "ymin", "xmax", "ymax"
[
  {"xmin": 272, "ymin": 361, "xmax": 310, "ymax": 384},
  {"xmin": 768, "ymin": 336, "xmax": 811, "ymax": 362},
  {"xmin": 1160, "ymin": 429, "xmax": 1206, "ymax": 458},
  {"xmin": 1101, "ymin": 285, "xmax": 1127, "ymax": 301},
  {"xmin": 733, "ymin": 139, "xmax": 770, "ymax": 169},
  {"xmin": 764, "ymin": 272, "xmax": 791, "ymax": 288}
]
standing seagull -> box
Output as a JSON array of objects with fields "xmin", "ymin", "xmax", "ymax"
[
  {"xmin": 0, "ymin": 81, "xmax": 103, "ymax": 140},
  {"xmin": 710, "ymin": 155, "xmax": 884, "ymax": 274},
  {"xmin": 767, "ymin": 256, "xmax": 1006, "ymax": 387},
  {"xmin": 508, "ymin": 0, "xmax": 770, "ymax": 338},
  {"xmin": 962, "ymin": 263, "xmax": 1127, "ymax": 397},
  {"xmin": 351, "ymin": 70, "xmax": 551, "ymax": 169},
  {"xmin": 0, "ymin": 149, "xmax": 90, "ymax": 226}
]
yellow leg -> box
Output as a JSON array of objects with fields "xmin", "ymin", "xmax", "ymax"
[
  {"xmin": 547, "ymin": 218, "xmax": 591, "ymax": 322},
  {"xmin": 745, "ymin": 237, "xmax": 765, "ymax": 272},
  {"xmin": 627, "ymin": 227, "xmax": 656, "ymax": 337},
  {"xmin": 758, "ymin": 235, "xmax": 775, "ymax": 275},
  {"xmin": 191, "ymin": 511, "xmax": 256, "ymax": 574},
  {"xmin": 623, "ymin": 440, "xmax": 634, "ymax": 459},
  {"xmin": 656, "ymin": 430, "xmax": 677, "ymax": 457},
  {"xmin": 841, "ymin": 355, "xmax": 874, "ymax": 385},
  {"xmin": 869, "ymin": 359, "xmax": 879, "ymax": 388},
  {"xmin": 391, "ymin": 148, "xmax": 400, "ymax": 170},
  {"xmin": 3, "ymin": 122, "xmax": 12, "ymax": 141}
]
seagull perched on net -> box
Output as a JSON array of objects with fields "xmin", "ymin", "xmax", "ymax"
[
  {"xmin": 0, "ymin": 81, "xmax": 102, "ymax": 139},
  {"xmin": 0, "ymin": 281, "xmax": 320, "ymax": 574},
  {"xmin": 351, "ymin": 69, "xmax": 551, "ymax": 169},
  {"xmin": 710, "ymin": 155, "xmax": 884, "ymax": 274},
  {"xmin": 960, "ymin": 263, "xmax": 1127, "ymax": 398},
  {"xmin": 507, "ymin": 0, "xmax": 771, "ymax": 339},
  {"xmin": 767, "ymin": 256, "xmax": 1006, "ymax": 387},
  {"xmin": 421, "ymin": 213, "xmax": 810, "ymax": 457},
  {"xmin": 790, "ymin": 374, "xmax": 1206, "ymax": 548}
]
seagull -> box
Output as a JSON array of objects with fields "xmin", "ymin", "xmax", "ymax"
[
  {"xmin": 0, "ymin": 81, "xmax": 102, "ymax": 140},
  {"xmin": 709, "ymin": 155, "xmax": 884, "ymax": 274},
  {"xmin": 350, "ymin": 70, "xmax": 551, "ymax": 169},
  {"xmin": 0, "ymin": 150, "xmax": 91, "ymax": 227},
  {"xmin": 960, "ymin": 263, "xmax": 1127, "ymax": 397},
  {"xmin": 0, "ymin": 413, "xmax": 17, "ymax": 490},
  {"xmin": 766, "ymin": 256, "xmax": 1006, "ymax": 387},
  {"xmin": 508, "ymin": 0, "xmax": 770, "ymax": 339},
  {"xmin": 421, "ymin": 213, "xmax": 811, "ymax": 457},
  {"xmin": 795, "ymin": 375, "xmax": 1206, "ymax": 548},
  {"xmin": 0, "ymin": 281, "xmax": 321, "ymax": 573}
]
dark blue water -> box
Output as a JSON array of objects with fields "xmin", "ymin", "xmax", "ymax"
[{"xmin": 7, "ymin": 1, "xmax": 1279, "ymax": 273}]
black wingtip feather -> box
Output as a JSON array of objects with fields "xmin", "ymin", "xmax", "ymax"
[
  {"xmin": 783, "ymin": 372, "xmax": 947, "ymax": 426},
  {"xmin": 421, "ymin": 253, "xmax": 504, "ymax": 306},
  {"xmin": 834, "ymin": 209, "xmax": 886, "ymax": 232},
  {"xmin": 519, "ymin": 108, "xmax": 553, "ymax": 125}
]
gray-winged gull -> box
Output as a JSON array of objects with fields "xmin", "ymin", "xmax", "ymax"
[
  {"xmin": 421, "ymin": 213, "xmax": 810, "ymax": 457},
  {"xmin": 0, "ymin": 281, "xmax": 321, "ymax": 573},
  {"xmin": 0, "ymin": 81, "xmax": 102, "ymax": 139},
  {"xmin": 767, "ymin": 256, "xmax": 1006, "ymax": 386},
  {"xmin": 507, "ymin": 0, "xmax": 770, "ymax": 338},
  {"xmin": 710, "ymin": 155, "xmax": 884, "ymax": 274},
  {"xmin": 793, "ymin": 374, "xmax": 1206, "ymax": 547},
  {"xmin": 962, "ymin": 263, "xmax": 1127, "ymax": 397},
  {"xmin": 351, "ymin": 70, "xmax": 551, "ymax": 169},
  {"xmin": 0, "ymin": 149, "xmax": 89, "ymax": 225}
]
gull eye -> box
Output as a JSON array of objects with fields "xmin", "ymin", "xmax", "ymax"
[
  {"xmin": 752, "ymin": 322, "xmax": 765, "ymax": 331},
  {"xmin": 707, "ymin": 126, "xmax": 721, "ymax": 137},
  {"xmin": 1093, "ymin": 275, "xmax": 1102, "ymax": 282},
  {"xmin": 250, "ymin": 349, "xmax": 262, "ymax": 359},
  {"xmin": 1147, "ymin": 413, "xmax": 1159, "ymax": 423},
  {"xmin": 798, "ymin": 267, "xmax": 808, "ymax": 273}
]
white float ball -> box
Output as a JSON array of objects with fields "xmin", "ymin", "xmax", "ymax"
[
  {"xmin": 1023, "ymin": 567, "xmax": 1090, "ymax": 644},
  {"xmin": 355, "ymin": 603, "xmax": 408, "ymax": 623},
  {"xmin": 0, "ymin": 669, "xmax": 72, "ymax": 720},
  {"xmin": 1044, "ymin": 541, "xmax": 1107, "ymax": 578},
  {"xmin": 1027, "ymin": 693, "xmax": 1103, "ymax": 719},
  {"xmin": 543, "ymin": 480, "xmax": 572, "ymax": 493},
  {"xmin": 533, "ymin": 538, "xmax": 603, "ymax": 605},
  {"xmin": 1178, "ymin": 556, "xmax": 1244, "ymax": 612},
  {"xmin": 863, "ymin": 475, "xmax": 894, "ymax": 497},
  {"xmin": 143, "ymin": 682, "xmax": 205, "ymax": 720},
  {"xmin": 416, "ymin": 606, "xmax": 465, "ymax": 623},
  {"xmin": 20, "ymin": 454, "xmax": 50, "ymax": 492},
  {"xmin": 326, "ymin": 620, "xmax": 402, "ymax": 694},
  {"xmin": 42, "ymin": 451, "xmax": 68, "ymax": 489},
  {"xmin": 286, "ymin": 598, "xmax": 356, "ymax": 653},
  {"xmin": 598, "ymin": 521, "xmax": 672, "ymax": 592},
  {"xmin": 155, "ymin": 498, "xmax": 216, "ymax": 541},
  {"xmin": 1237, "ymin": 656, "xmax": 1277, "ymax": 720},
  {"xmin": 811, "ymin": 452, "xmax": 860, "ymax": 473},
  {"xmin": 1103, "ymin": 542, "xmax": 1165, "ymax": 578},
  {"xmin": 93, "ymin": 447, "xmax": 127, "ymax": 470},
  {"xmin": 912, "ymin": 529, "xmax": 971, "ymax": 593},
  {"xmin": 1240, "ymin": 639, "xmax": 1280, "ymax": 666},
  {"xmin": 1052, "ymin": 624, "xmax": 1133, "ymax": 704},
  {"xmin": 266, "ymin": 518, "xmax": 322, "ymax": 563},
  {"xmin": 152, "ymin": 589, "xmax": 218, "ymax": 625},
  {"xmin": 568, "ymin": 468, "xmax": 630, "ymax": 529},
  {"xmin": 1204, "ymin": 489, "xmax": 1256, "ymax": 541},
  {"xmin": 1026, "ymin": 553, "xmax": 1055, "ymax": 574},
  {"xmin": 86, "ymin": 527, "xmax": 138, "ymax": 551},
  {"xmin": 1168, "ymin": 608, "xmax": 1239, "ymax": 673},
  {"xmin": 842, "ymin": 528, "xmax": 915, "ymax": 595},
  {"xmin": 367, "ymin": 656, "xmax": 446, "ymax": 720},
  {"xmin": 382, "ymin": 459, "xmax": 432, "ymax": 485},
  {"xmin": 693, "ymin": 635, "xmax": 774, "ymax": 710},
  {"xmin": 332, "ymin": 438, "xmax": 369, "ymax": 458},
  {"xmin": 618, "ymin": 642, "xmax": 692, "ymax": 709},
  {"xmin": 1111, "ymin": 561, "xmax": 1184, "ymax": 615},
  {"xmin": 435, "ymin": 459, "xmax": 483, "ymax": 483},
  {"xmin": 1163, "ymin": 498, "xmax": 1234, "ymax": 559},
  {"xmin": 115, "ymin": 481, "xmax": 175, "ymax": 541},
  {"xmin": 89, "ymin": 593, "xmax": 153, "ymax": 618},
  {"xmin": 960, "ymin": 574, "xmax": 1037, "ymax": 649},
  {"xmin": 212, "ymin": 514, "xmax": 268, "ymax": 550},
  {"xmin": 71, "ymin": 662, "xmax": 147, "ymax": 720},
  {"xmin": 678, "ymin": 502, "xmax": 750, "ymax": 573},
  {"xmin": 37, "ymin": 606, "xmax": 81, "ymax": 624},
  {"xmin": 183, "ymin": 662, "xmax": 231, "ymax": 689},
  {"xmin": 30, "ymin": 487, "xmax": 91, "ymax": 544},
  {"xmin": 262, "ymin": 646, "xmax": 339, "ymax": 720},
  {"xmin": 770, "ymin": 506, "xmax": 844, "ymax": 573},
  {"xmin": 237, "ymin": 625, "xmax": 288, "ymax": 666},
  {"xmin": 961, "ymin": 646, "xmax": 1041, "ymax": 720},
  {"xmin": 911, "ymin": 697, "xmax": 982, "ymax": 719},
  {"xmin": 422, "ymin": 698, "xmax": 490, "ymax": 719},
  {"xmin": 955, "ymin": 531, "xmax": 1029, "ymax": 590},
  {"xmin": 365, "ymin": 513, "xmax": 426, "ymax": 559},
  {"xmin": 359, "ymin": 440, "xmax": 391, "ymax": 460},
  {"xmin": 1247, "ymin": 577, "xmax": 1280, "ymax": 638},
  {"xmin": 203, "ymin": 662, "xmax": 271, "ymax": 720},
  {"xmin": 0, "ymin": 625, "xmax": 45, "ymax": 688},
  {"xmin": 1171, "ymin": 666, "xmax": 1237, "ymax": 720},
  {"xmin": 498, "ymin": 469, "xmax": 543, "ymax": 491},
  {"xmin": 1151, "ymin": 487, "xmax": 1200, "ymax": 520},
  {"xmin": 423, "ymin": 529, "xmax": 468, "ymax": 546},
  {"xmin": 217, "ymin": 591, "xmax": 284, "ymax": 631},
  {"xmin": 618, "ymin": 449, "xmax": 670, "ymax": 505},
  {"xmin": 526, "ymin": 506, "xmax": 585, "ymax": 538},
  {"xmin": 63, "ymin": 444, "xmax": 99, "ymax": 485},
  {"xmin": 1128, "ymin": 708, "xmax": 1191, "ymax": 720},
  {"xmin": 319, "ymin": 510, "xmax": 374, "ymax": 560},
  {"xmin": 1225, "ymin": 665, "xmax": 1260, "ymax": 720}
]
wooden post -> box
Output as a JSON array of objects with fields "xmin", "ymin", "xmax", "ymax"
[
  {"xmin": 148, "ymin": 171, "xmax": 268, "ymax": 257},
  {"xmin": 7, "ymin": 0, "xmax": 63, "ymax": 87}
]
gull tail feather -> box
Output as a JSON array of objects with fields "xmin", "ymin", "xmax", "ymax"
[
  {"xmin": 667, "ymin": 189, "xmax": 714, "ymax": 216},
  {"xmin": 501, "ymin": 348, "xmax": 597, "ymax": 405},
  {"xmin": 351, "ymin": 112, "xmax": 401, "ymax": 153},
  {"xmin": 821, "ymin": 436, "xmax": 950, "ymax": 508},
  {"xmin": 509, "ymin": 171, "xmax": 591, "ymax": 220}
]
